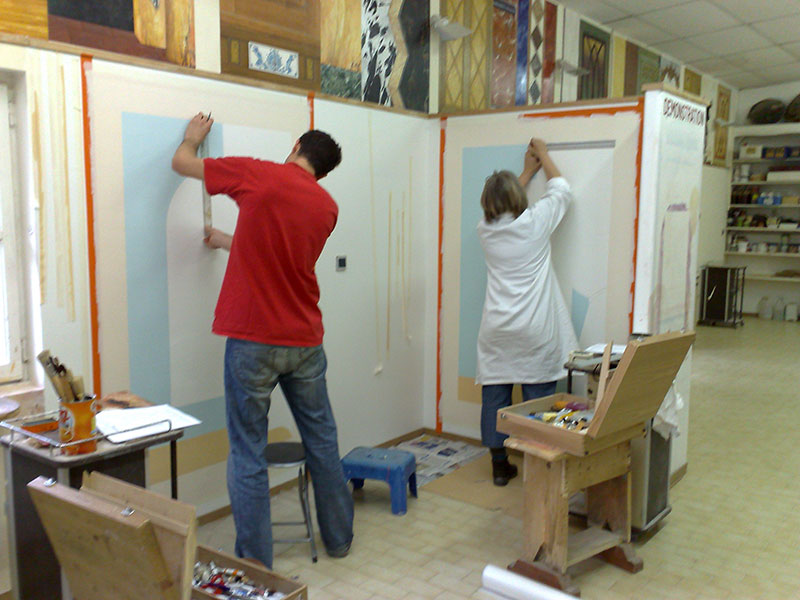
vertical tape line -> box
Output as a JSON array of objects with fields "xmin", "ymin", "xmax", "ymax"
[
  {"xmin": 307, "ymin": 91, "xmax": 315, "ymax": 130},
  {"xmin": 436, "ymin": 117, "xmax": 446, "ymax": 433},
  {"xmin": 80, "ymin": 54, "xmax": 102, "ymax": 397}
]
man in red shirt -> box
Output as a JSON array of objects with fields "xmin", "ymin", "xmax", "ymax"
[{"xmin": 172, "ymin": 113, "xmax": 354, "ymax": 568}]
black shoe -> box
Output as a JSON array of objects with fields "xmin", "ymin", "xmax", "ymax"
[
  {"xmin": 492, "ymin": 459, "xmax": 518, "ymax": 486},
  {"xmin": 325, "ymin": 541, "xmax": 351, "ymax": 558}
]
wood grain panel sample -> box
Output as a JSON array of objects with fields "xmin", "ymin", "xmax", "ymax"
[
  {"xmin": 165, "ymin": 0, "xmax": 195, "ymax": 66},
  {"xmin": 321, "ymin": 0, "xmax": 361, "ymax": 71},
  {"xmin": 683, "ymin": 67, "xmax": 701, "ymax": 95},
  {"xmin": 48, "ymin": 15, "xmax": 168, "ymax": 61},
  {"xmin": 0, "ymin": 0, "xmax": 48, "ymax": 38},
  {"xmin": 221, "ymin": 0, "xmax": 320, "ymax": 89},
  {"xmin": 133, "ymin": 0, "xmax": 166, "ymax": 49}
]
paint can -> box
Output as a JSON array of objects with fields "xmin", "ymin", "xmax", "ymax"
[{"xmin": 59, "ymin": 395, "xmax": 98, "ymax": 455}]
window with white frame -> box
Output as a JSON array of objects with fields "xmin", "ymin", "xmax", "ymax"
[{"xmin": 0, "ymin": 83, "xmax": 23, "ymax": 383}]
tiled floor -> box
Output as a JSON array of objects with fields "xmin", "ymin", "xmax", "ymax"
[
  {"xmin": 3, "ymin": 318, "xmax": 800, "ymax": 599},
  {"xmin": 198, "ymin": 318, "xmax": 800, "ymax": 599}
]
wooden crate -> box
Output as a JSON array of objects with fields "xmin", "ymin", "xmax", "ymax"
[
  {"xmin": 27, "ymin": 474, "xmax": 306, "ymax": 600},
  {"xmin": 497, "ymin": 331, "xmax": 695, "ymax": 455}
]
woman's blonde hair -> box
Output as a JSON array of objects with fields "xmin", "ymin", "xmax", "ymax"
[{"xmin": 480, "ymin": 170, "xmax": 528, "ymax": 222}]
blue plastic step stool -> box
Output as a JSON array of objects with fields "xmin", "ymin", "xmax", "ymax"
[{"xmin": 341, "ymin": 446, "xmax": 417, "ymax": 515}]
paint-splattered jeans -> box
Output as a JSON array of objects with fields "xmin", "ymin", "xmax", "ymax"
[
  {"xmin": 224, "ymin": 338, "xmax": 354, "ymax": 568},
  {"xmin": 480, "ymin": 382, "xmax": 557, "ymax": 449}
]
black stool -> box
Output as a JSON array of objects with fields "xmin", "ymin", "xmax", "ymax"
[{"xmin": 265, "ymin": 442, "xmax": 317, "ymax": 563}]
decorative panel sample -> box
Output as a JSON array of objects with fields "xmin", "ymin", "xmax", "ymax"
[
  {"xmin": 578, "ymin": 20, "xmax": 609, "ymax": 100},
  {"xmin": 660, "ymin": 56, "xmax": 680, "ymax": 88},
  {"xmin": 623, "ymin": 41, "xmax": 639, "ymax": 96},
  {"xmin": 440, "ymin": 0, "xmax": 467, "ymax": 112},
  {"xmin": 396, "ymin": 0, "xmax": 430, "ymax": 112},
  {"xmin": 683, "ymin": 68, "xmax": 701, "ymax": 95},
  {"xmin": 322, "ymin": 0, "xmax": 362, "ymax": 71},
  {"xmin": 637, "ymin": 47, "xmax": 660, "ymax": 93},
  {"xmin": 47, "ymin": 0, "xmax": 195, "ymax": 65},
  {"xmin": 515, "ymin": 0, "xmax": 529, "ymax": 106},
  {"xmin": 491, "ymin": 1, "xmax": 517, "ymax": 109},
  {"xmin": 248, "ymin": 42, "xmax": 299, "ymax": 78},
  {"xmin": 220, "ymin": 0, "xmax": 319, "ymax": 90},
  {"xmin": 321, "ymin": 64, "xmax": 361, "ymax": 99},
  {"xmin": 0, "ymin": 0, "xmax": 48, "ymax": 38},
  {"xmin": 541, "ymin": 0, "xmax": 556, "ymax": 104},
  {"xmin": 466, "ymin": 0, "xmax": 491, "ymax": 110},
  {"xmin": 362, "ymin": 0, "xmax": 396, "ymax": 105},
  {"xmin": 439, "ymin": 0, "xmax": 490, "ymax": 112}
]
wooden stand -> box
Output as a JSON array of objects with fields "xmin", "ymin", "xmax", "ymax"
[{"xmin": 498, "ymin": 332, "xmax": 694, "ymax": 595}]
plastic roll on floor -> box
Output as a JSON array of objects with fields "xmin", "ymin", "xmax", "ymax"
[{"xmin": 481, "ymin": 565, "xmax": 576, "ymax": 600}]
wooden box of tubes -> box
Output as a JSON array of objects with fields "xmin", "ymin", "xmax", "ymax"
[
  {"xmin": 27, "ymin": 471, "xmax": 307, "ymax": 600},
  {"xmin": 497, "ymin": 331, "xmax": 696, "ymax": 457}
]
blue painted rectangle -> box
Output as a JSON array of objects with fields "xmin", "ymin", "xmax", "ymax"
[{"xmin": 458, "ymin": 145, "xmax": 527, "ymax": 378}]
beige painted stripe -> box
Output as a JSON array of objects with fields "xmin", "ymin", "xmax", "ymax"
[
  {"xmin": 611, "ymin": 35, "xmax": 626, "ymax": 98},
  {"xmin": 148, "ymin": 426, "xmax": 292, "ymax": 484},
  {"xmin": 458, "ymin": 376, "xmax": 524, "ymax": 405}
]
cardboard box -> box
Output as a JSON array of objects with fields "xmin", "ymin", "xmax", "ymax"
[
  {"xmin": 767, "ymin": 170, "xmax": 800, "ymax": 182},
  {"xmin": 739, "ymin": 143, "xmax": 763, "ymax": 159}
]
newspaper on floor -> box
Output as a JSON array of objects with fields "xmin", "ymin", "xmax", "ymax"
[{"xmin": 394, "ymin": 434, "xmax": 487, "ymax": 486}]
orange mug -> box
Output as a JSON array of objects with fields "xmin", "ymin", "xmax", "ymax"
[{"xmin": 59, "ymin": 396, "xmax": 98, "ymax": 455}]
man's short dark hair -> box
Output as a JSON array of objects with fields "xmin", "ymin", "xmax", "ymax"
[{"xmin": 297, "ymin": 130, "xmax": 342, "ymax": 178}]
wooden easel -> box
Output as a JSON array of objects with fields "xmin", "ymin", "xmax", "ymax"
[{"xmin": 497, "ymin": 331, "xmax": 695, "ymax": 595}]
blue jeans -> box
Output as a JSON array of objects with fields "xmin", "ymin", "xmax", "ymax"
[
  {"xmin": 481, "ymin": 382, "xmax": 557, "ymax": 449},
  {"xmin": 224, "ymin": 338, "xmax": 354, "ymax": 568}
]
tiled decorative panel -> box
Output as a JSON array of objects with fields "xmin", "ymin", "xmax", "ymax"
[
  {"xmin": 491, "ymin": 1, "xmax": 517, "ymax": 108},
  {"xmin": 248, "ymin": 42, "xmax": 299, "ymax": 78}
]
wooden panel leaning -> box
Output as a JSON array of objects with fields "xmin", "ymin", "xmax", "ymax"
[
  {"xmin": 27, "ymin": 473, "xmax": 308, "ymax": 600},
  {"xmin": 80, "ymin": 471, "xmax": 197, "ymax": 600},
  {"xmin": 497, "ymin": 331, "xmax": 696, "ymax": 595},
  {"xmin": 27, "ymin": 475, "xmax": 181, "ymax": 600}
]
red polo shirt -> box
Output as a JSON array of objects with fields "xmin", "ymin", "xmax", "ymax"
[{"xmin": 203, "ymin": 157, "xmax": 338, "ymax": 346}]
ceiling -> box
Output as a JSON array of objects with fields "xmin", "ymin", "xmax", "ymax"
[{"xmin": 557, "ymin": 0, "xmax": 800, "ymax": 90}]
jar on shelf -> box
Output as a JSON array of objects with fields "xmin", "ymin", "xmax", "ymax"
[
  {"xmin": 758, "ymin": 297, "xmax": 771, "ymax": 319},
  {"xmin": 773, "ymin": 297, "xmax": 786, "ymax": 321}
]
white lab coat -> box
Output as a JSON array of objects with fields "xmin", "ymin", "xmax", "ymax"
[{"xmin": 475, "ymin": 177, "xmax": 579, "ymax": 385}]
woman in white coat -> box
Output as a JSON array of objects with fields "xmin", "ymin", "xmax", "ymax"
[{"xmin": 476, "ymin": 138, "xmax": 578, "ymax": 486}]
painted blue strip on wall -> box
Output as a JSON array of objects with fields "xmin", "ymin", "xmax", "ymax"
[
  {"xmin": 121, "ymin": 113, "xmax": 223, "ymax": 409},
  {"xmin": 458, "ymin": 145, "xmax": 526, "ymax": 378},
  {"xmin": 516, "ymin": 0, "xmax": 530, "ymax": 106}
]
